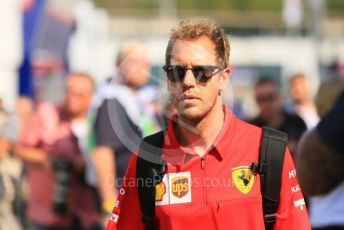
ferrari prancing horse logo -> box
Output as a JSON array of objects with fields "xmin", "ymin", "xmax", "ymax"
[{"xmin": 232, "ymin": 166, "xmax": 255, "ymax": 194}]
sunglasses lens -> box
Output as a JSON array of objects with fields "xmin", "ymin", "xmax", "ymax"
[
  {"xmin": 165, "ymin": 66, "xmax": 185, "ymax": 82},
  {"xmin": 193, "ymin": 66, "xmax": 215, "ymax": 82},
  {"xmin": 176, "ymin": 67, "xmax": 186, "ymax": 82},
  {"xmin": 256, "ymin": 94, "xmax": 277, "ymax": 103},
  {"xmin": 164, "ymin": 65, "xmax": 221, "ymax": 83},
  {"xmin": 193, "ymin": 69, "xmax": 205, "ymax": 82}
]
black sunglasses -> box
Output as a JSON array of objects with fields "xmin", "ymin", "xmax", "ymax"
[
  {"xmin": 163, "ymin": 65, "xmax": 224, "ymax": 83},
  {"xmin": 256, "ymin": 93, "xmax": 278, "ymax": 103}
]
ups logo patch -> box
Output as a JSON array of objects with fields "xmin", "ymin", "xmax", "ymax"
[{"xmin": 171, "ymin": 176, "xmax": 189, "ymax": 198}]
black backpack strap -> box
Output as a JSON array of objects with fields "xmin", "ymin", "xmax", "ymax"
[
  {"xmin": 252, "ymin": 127, "xmax": 288, "ymax": 230},
  {"xmin": 136, "ymin": 131, "xmax": 166, "ymax": 230}
]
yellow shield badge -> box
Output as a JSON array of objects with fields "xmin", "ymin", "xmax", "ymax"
[
  {"xmin": 155, "ymin": 182, "xmax": 166, "ymax": 202},
  {"xmin": 232, "ymin": 166, "xmax": 254, "ymax": 194}
]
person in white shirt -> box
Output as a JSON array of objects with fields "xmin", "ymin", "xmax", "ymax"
[{"xmin": 288, "ymin": 73, "xmax": 320, "ymax": 129}]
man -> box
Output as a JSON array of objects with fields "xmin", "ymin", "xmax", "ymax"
[
  {"xmin": 249, "ymin": 77, "xmax": 307, "ymax": 158},
  {"xmin": 15, "ymin": 73, "xmax": 101, "ymax": 229},
  {"xmin": 288, "ymin": 73, "xmax": 319, "ymax": 129},
  {"xmin": 297, "ymin": 90, "xmax": 344, "ymax": 229},
  {"xmin": 107, "ymin": 20, "xmax": 310, "ymax": 230},
  {"xmin": 92, "ymin": 41, "xmax": 158, "ymax": 215}
]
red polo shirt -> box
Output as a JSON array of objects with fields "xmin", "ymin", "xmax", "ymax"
[{"xmin": 107, "ymin": 105, "xmax": 310, "ymax": 230}]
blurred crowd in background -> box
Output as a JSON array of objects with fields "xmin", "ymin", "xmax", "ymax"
[{"xmin": 0, "ymin": 0, "xmax": 344, "ymax": 229}]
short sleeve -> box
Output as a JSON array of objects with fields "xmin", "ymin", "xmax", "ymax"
[
  {"xmin": 317, "ymin": 90, "xmax": 344, "ymax": 154},
  {"xmin": 94, "ymin": 98, "xmax": 142, "ymax": 152},
  {"xmin": 94, "ymin": 99, "xmax": 124, "ymax": 149},
  {"xmin": 18, "ymin": 102, "xmax": 59, "ymax": 147},
  {"xmin": 275, "ymin": 148, "xmax": 311, "ymax": 230}
]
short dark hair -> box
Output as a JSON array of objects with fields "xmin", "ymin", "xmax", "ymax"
[{"xmin": 254, "ymin": 76, "xmax": 279, "ymax": 88}]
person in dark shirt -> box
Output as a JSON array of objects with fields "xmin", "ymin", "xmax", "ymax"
[
  {"xmin": 92, "ymin": 40, "xmax": 151, "ymax": 220},
  {"xmin": 249, "ymin": 77, "xmax": 307, "ymax": 158},
  {"xmin": 94, "ymin": 98, "xmax": 142, "ymax": 182}
]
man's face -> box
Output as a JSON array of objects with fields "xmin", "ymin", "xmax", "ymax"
[
  {"xmin": 254, "ymin": 83, "xmax": 282, "ymax": 120},
  {"xmin": 118, "ymin": 47, "xmax": 150, "ymax": 89},
  {"xmin": 167, "ymin": 37, "xmax": 230, "ymax": 121},
  {"xmin": 290, "ymin": 77, "xmax": 309, "ymax": 104},
  {"xmin": 64, "ymin": 75, "xmax": 93, "ymax": 117}
]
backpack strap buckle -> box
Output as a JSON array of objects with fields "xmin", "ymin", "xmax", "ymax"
[
  {"xmin": 264, "ymin": 213, "xmax": 276, "ymax": 224},
  {"xmin": 250, "ymin": 162, "xmax": 268, "ymax": 175}
]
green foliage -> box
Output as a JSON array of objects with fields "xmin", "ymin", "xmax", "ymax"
[
  {"xmin": 176, "ymin": 0, "xmax": 282, "ymax": 10},
  {"xmin": 93, "ymin": 0, "xmax": 343, "ymax": 14},
  {"xmin": 327, "ymin": 0, "xmax": 344, "ymax": 10}
]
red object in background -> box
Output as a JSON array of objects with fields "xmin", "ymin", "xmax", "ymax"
[
  {"xmin": 31, "ymin": 57, "xmax": 65, "ymax": 76},
  {"xmin": 22, "ymin": 0, "xmax": 36, "ymax": 11}
]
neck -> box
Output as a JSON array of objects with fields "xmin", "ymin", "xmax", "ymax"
[
  {"xmin": 299, "ymin": 99, "xmax": 313, "ymax": 107},
  {"xmin": 62, "ymin": 108, "xmax": 87, "ymax": 122},
  {"xmin": 265, "ymin": 111, "xmax": 284, "ymax": 128},
  {"xmin": 71, "ymin": 114, "xmax": 87, "ymax": 122},
  {"xmin": 175, "ymin": 98, "xmax": 224, "ymax": 157}
]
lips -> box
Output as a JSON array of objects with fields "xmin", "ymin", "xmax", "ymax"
[{"xmin": 179, "ymin": 94, "xmax": 200, "ymax": 100}]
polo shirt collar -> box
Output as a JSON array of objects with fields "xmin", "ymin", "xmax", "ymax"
[{"xmin": 162, "ymin": 105, "xmax": 236, "ymax": 165}]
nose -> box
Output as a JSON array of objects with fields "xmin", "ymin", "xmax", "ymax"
[{"xmin": 181, "ymin": 69, "xmax": 196, "ymax": 87}]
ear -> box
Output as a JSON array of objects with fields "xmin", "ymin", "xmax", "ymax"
[{"xmin": 219, "ymin": 67, "xmax": 231, "ymax": 91}]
